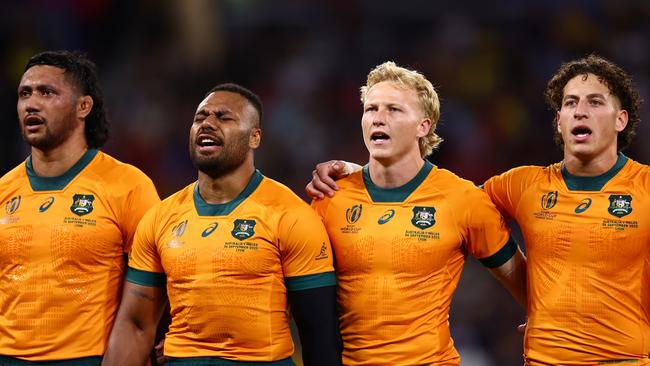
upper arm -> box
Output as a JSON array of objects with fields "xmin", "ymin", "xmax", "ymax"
[
  {"xmin": 462, "ymin": 187, "xmax": 512, "ymax": 263},
  {"xmin": 278, "ymin": 203, "xmax": 336, "ymax": 291},
  {"xmin": 482, "ymin": 167, "xmax": 535, "ymax": 219},
  {"xmin": 116, "ymin": 281, "xmax": 167, "ymax": 330},
  {"xmin": 120, "ymin": 174, "xmax": 161, "ymax": 253}
]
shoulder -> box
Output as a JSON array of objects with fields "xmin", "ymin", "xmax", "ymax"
[
  {"xmin": 485, "ymin": 163, "xmax": 555, "ymax": 186},
  {"xmin": 0, "ymin": 161, "xmax": 27, "ymax": 186},
  {"xmin": 254, "ymin": 176, "xmax": 311, "ymax": 211},
  {"xmin": 89, "ymin": 151, "xmax": 154, "ymax": 186},
  {"xmin": 620, "ymin": 157, "xmax": 650, "ymax": 187},
  {"xmin": 156, "ymin": 183, "xmax": 194, "ymax": 214}
]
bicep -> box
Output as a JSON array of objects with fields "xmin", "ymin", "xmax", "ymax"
[{"xmin": 117, "ymin": 282, "xmax": 167, "ymax": 330}]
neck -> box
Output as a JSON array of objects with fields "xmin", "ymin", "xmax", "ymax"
[
  {"xmin": 197, "ymin": 161, "xmax": 256, "ymax": 204},
  {"xmin": 30, "ymin": 139, "xmax": 89, "ymax": 177},
  {"xmin": 368, "ymin": 155, "xmax": 425, "ymax": 188},
  {"xmin": 563, "ymin": 149, "xmax": 619, "ymax": 177}
]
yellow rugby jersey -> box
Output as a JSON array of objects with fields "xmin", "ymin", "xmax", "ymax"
[
  {"xmin": 0, "ymin": 149, "xmax": 159, "ymax": 363},
  {"xmin": 311, "ymin": 161, "xmax": 515, "ymax": 366},
  {"xmin": 127, "ymin": 170, "xmax": 336, "ymax": 364},
  {"xmin": 484, "ymin": 153, "xmax": 650, "ymax": 366}
]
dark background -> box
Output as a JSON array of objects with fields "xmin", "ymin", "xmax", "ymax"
[{"xmin": 1, "ymin": 1, "xmax": 649, "ymax": 365}]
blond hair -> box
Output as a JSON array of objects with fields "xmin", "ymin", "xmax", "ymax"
[{"xmin": 360, "ymin": 61, "xmax": 442, "ymax": 157}]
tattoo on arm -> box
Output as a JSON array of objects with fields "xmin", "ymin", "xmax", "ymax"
[{"xmin": 129, "ymin": 288, "xmax": 156, "ymax": 302}]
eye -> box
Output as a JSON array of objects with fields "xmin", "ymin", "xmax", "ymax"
[
  {"xmin": 364, "ymin": 106, "xmax": 377, "ymax": 113},
  {"xmin": 18, "ymin": 90, "xmax": 31, "ymax": 98},
  {"xmin": 389, "ymin": 106, "xmax": 401, "ymax": 112},
  {"xmin": 563, "ymin": 99, "xmax": 576, "ymax": 107},
  {"xmin": 41, "ymin": 88, "xmax": 55, "ymax": 96},
  {"xmin": 589, "ymin": 99, "xmax": 604, "ymax": 106}
]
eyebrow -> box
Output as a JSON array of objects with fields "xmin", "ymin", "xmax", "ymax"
[
  {"xmin": 563, "ymin": 93, "xmax": 607, "ymax": 100},
  {"xmin": 195, "ymin": 108, "xmax": 233, "ymax": 117},
  {"xmin": 18, "ymin": 83, "xmax": 59, "ymax": 91}
]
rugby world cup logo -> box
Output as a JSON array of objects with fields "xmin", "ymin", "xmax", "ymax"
[
  {"xmin": 5, "ymin": 196, "xmax": 21, "ymax": 215},
  {"xmin": 541, "ymin": 191, "xmax": 558, "ymax": 210},
  {"xmin": 345, "ymin": 204, "xmax": 363, "ymax": 224}
]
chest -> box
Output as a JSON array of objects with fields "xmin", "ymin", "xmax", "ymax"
[
  {"xmin": 325, "ymin": 199, "xmax": 464, "ymax": 275},
  {"xmin": 0, "ymin": 188, "xmax": 123, "ymax": 265},
  {"xmin": 157, "ymin": 213, "xmax": 282, "ymax": 279},
  {"xmin": 517, "ymin": 188, "xmax": 649, "ymax": 265}
]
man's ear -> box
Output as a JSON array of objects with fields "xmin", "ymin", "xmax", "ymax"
[
  {"xmin": 615, "ymin": 109, "xmax": 628, "ymax": 133},
  {"xmin": 249, "ymin": 127, "xmax": 261, "ymax": 149},
  {"xmin": 417, "ymin": 118, "xmax": 432, "ymax": 138},
  {"xmin": 77, "ymin": 95, "xmax": 94, "ymax": 120}
]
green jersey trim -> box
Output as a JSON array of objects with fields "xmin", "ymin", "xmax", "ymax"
[
  {"xmin": 0, "ymin": 356, "xmax": 101, "ymax": 366},
  {"xmin": 125, "ymin": 267, "xmax": 166, "ymax": 287},
  {"xmin": 363, "ymin": 160, "xmax": 433, "ymax": 202},
  {"xmin": 478, "ymin": 236, "xmax": 517, "ymax": 268},
  {"xmin": 561, "ymin": 153, "xmax": 628, "ymax": 191},
  {"xmin": 167, "ymin": 356, "xmax": 295, "ymax": 365},
  {"xmin": 26, "ymin": 149, "xmax": 99, "ymax": 191},
  {"xmin": 285, "ymin": 271, "xmax": 337, "ymax": 292},
  {"xmin": 194, "ymin": 170, "xmax": 264, "ymax": 217}
]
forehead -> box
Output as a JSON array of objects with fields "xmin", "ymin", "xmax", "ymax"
[
  {"xmin": 19, "ymin": 65, "xmax": 70, "ymax": 87},
  {"xmin": 365, "ymin": 81, "xmax": 419, "ymax": 104},
  {"xmin": 196, "ymin": 90, "xmax": 250, "ymax": 112},
  {"xmin": 563, "ymin": 73, "xmax": 611, "ymax": 97}
]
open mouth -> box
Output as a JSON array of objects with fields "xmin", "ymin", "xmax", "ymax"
[
  {"xmin": 370, "ymin": 131, "xmax": 390, "ymax": 143},
  {"xmin": 196, "ymin": 135, "xmax": 223, "ymax": 148},
  {"xmin": 24, "ymin": 114, "xmax": 45, "ymax": 126},
  {"xmin": 571, "ymin": 126, "xmax": 592, "ymax": 139}
]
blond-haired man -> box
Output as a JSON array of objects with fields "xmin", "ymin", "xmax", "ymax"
[{"xmin": 310, "ymin": 61, "xmax": 526, "ymax": 366}]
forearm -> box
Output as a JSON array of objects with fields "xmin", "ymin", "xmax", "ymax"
[
  {"xmin": 489, "ymin": 248, "xmax": 527, "ymax": 307},
  {"xmin": 288, "ymin": 286, "xmax": 342, "ymax": 366},
  {"xmin": 102, "ymin": 321, "xmax": 156, "ymax": 366}
]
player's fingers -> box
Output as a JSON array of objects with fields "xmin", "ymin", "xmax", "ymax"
[
  {"xmin": 315, "ymin": 161, "xmax": 341, "ymax": 190},
  {"xmin": 310, "ymin": 169, "xmax": 336, "ymax": 198},
  {"xmin": 305, "ymin": 180, "xmax": 325, "ymax": 200}
]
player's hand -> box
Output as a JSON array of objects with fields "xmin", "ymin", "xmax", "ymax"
[
  {"xmin": 154, "ymin": 339, "xmax": 167, "ymax": 365},
  {"xmin": 305, "ymin": 160, "xmax": 352, "ymax": 200}
]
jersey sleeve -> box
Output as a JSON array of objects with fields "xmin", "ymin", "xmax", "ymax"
[
  {"xmin": 482, "ymin": 166, "xmax": 535, "ymax": 219},
  {"xmin": 310, "ymin": 196, "xmax": 331, "ymax": 221},
  {"xmin": 118, "ymin": 173, "xmax": 160, "ymax": 253},
  {"xmin": 461, "ymin": 185, "xmax": 515, "ymax": 268},
  {"xmin": 278, "ymin": 202, "xmax": 336, "ymax": 292},
  {"xmin": 125, "ymin": 205, "xmax": 166, "ymax": 287}
]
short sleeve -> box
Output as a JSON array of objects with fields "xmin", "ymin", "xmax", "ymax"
[
  {"xmin": 482, "ymin": 166, "xmax": 535, "ymax": 219},
  {"xmin": 461, "ymin": 186, "xmax": 514, "ymax": 267},
  {"xmin": 278, "ymin": 203, "xmax": 336, "ymax": 292},
  {"xmin": 119, "ymin": 174, "xmax": 160, "ymax": 253},
  {"xmin": 310, "ymin": 196, "xmax": 331, "ymax": 221},
  {"xmin": 125, "ymin": 206, "xmax": 166, "ymax": 287}
]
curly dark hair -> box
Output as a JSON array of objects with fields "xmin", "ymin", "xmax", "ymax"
[
  {"xmin": 25, "ymin": 50, "xmax": 109, "ymax": 148},
  {"xmin": 545, "ymin": 54, "xmax": 642, "ymax": 152}
]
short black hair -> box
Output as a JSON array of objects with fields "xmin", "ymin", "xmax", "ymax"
[
  {"xmin": 25, "ymin": 50, "xmax": 109, "ymax": 148},
  {"xmin": 205, "ymin": 83, "xmax": 263, "ymax": 126},
  {"xmin": 545, "ymin": 54, "xmax": 642, "ymax": 152}
]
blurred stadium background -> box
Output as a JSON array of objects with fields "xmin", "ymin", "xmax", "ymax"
[{"xmin": 1, "ymin": 1, "xmax": 648, "ymax": 365}]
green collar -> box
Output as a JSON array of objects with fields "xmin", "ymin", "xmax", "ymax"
[
  {"xmin": 561, "ymin": 153, "xmax": 628, "ymax": 191},
  {"xmin": 363, "ymin": 160, "xmax": 433, "ymax": 202},
  {"xmin": 193, "ymin": 170, "xmax": 264, "ymax": 216},
  {"xmin": 26, "ymin": 149, "xmax": 99, "ymax": 191}
]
